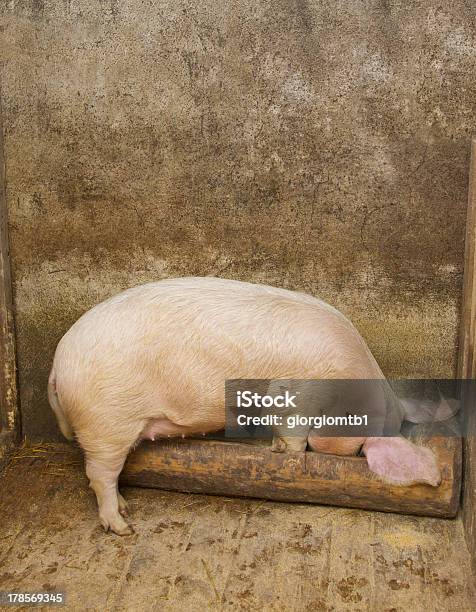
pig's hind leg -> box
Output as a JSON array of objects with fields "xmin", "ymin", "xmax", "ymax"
[
  {"xmin": 78, "ymin": 426, "xmax": 141, "ymax": 536},
  {"xmin": 82, "ymin": 417, "xmax": 199, "ymax": 535},
  {"xmin": 84, "ymin": 447, "xmax": 134, "ymax": 535}
]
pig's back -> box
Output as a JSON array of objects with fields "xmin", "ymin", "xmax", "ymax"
[{"xmin": 56, "ymin": 277, "xmax": 381, "ymax": 378}]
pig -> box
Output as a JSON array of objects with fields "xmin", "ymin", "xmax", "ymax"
[{"xmin": 48, "ymin": 277, "xmax": 455, "ymax": 535}]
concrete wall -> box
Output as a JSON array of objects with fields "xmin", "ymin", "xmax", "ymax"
[{"xmin": 1, "ymin": 1, "xmax": 475, "ymax": 440}]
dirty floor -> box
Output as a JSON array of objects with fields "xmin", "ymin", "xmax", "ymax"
[{"xmin": 0, "ymin": 444, "xmax": 474, "ymax": 611}]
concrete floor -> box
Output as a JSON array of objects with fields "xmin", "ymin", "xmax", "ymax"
[{"xmin": 0, "ymin": 443, "xmax": 474, "ymax": 611}]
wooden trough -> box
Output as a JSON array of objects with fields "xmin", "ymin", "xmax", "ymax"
[{"xmin": 121, "ymin": 436, "xmax": 462, "ymax": 518}]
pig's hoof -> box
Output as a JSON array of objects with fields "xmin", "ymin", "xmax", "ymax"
[
  {"xmin": 282, "ymin": 437, "xmax": 307, "ymax": 452},
  {"xmin": 100, "ymin": 513, "xmax": 134, "ymax": 536},
  {"xmin": 114, "ymin": 523, "xmax": 135, "ymax": 536},
  {"xmin": 271, "ymin": 437, "xmax": 287, "ymax": 453},
  {"xmin": 118, "ymin": 493, "xmax": 129, "ymax": 516}
]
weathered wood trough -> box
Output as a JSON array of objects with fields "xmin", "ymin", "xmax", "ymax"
[{"xmin": 121, "ymin": 435, "xmax": 462, "ymax": 518}]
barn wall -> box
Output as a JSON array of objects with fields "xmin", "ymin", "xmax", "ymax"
[
  {"xmin": 0, "ymin": 81, "xmax": 20, "ymax": 460},
  {"xmin": 0, "ymin": 1, "xmax": 475, "ymax": 440},
  {"xmin": 460, "ymin": 139, "xmax": 476, "ymax": 575}
]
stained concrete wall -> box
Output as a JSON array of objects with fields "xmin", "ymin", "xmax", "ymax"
[{"xmin": 0, "ymin": 1, "xmax": 475, "ymax": 440}]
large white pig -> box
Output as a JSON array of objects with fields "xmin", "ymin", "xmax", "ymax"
[{"xmin": 48, "ymin": 277, "xmax": 452, "ymax": 535}]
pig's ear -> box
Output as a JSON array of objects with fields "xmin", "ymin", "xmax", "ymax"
[
  {"xmin": 400, "ymin": 393, "xmax": 459, "ymax": 424},
  {"xmin": 362, "ymin": 437, "xmax": 441, "ymax": 487}
]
